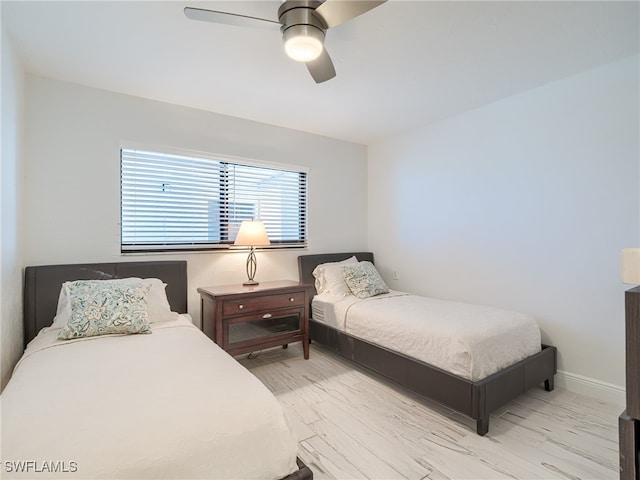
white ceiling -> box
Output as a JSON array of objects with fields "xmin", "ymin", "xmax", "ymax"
[{"xmin": 2, "ymin": 1, "xmax": 639, "ymax": 145}]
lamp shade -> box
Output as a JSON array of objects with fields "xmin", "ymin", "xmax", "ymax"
[
  {"xmin": 622, "ymin": 248, "xmax": 640, "ymax": 285},
  {"xmin": 234, "ymin": 220, "xmax": 271, "ymax": 247}
]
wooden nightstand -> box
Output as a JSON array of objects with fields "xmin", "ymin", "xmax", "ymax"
[{"xmin": 198, "ymin": 280, "xmax": 310, "ymax": 359}]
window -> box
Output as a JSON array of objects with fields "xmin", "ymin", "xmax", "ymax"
[{"xmin": 120, "ymin": 148, "xmax": 307, "ymax": 253}]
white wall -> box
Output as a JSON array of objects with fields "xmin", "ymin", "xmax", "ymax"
[
  {"xmin": 1, "ymin": 26, "xmax": 25, "ymax": 391},
  {"xmin": 368, "ymin": 55, "xmax": 639, "ymax": 400},
  {"xmin": 21, "ymin": 75, "xmax": 367, "ymax": 329}
]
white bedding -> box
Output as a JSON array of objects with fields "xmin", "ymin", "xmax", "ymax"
[
  {"xmin": 312, "ymin": 291, "xmax": 541, "ymax": 381},
  {"xmin": 1, "ymin": 315, "xmax": 298, "ymax": 479}
]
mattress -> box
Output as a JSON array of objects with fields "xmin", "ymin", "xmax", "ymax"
[
  {"xmin": 1, "ymin": 315, "xmax": 298, "ymax": 479},
  {"xmin": 312, "ymin": 291, "xmax": 541, "ymax": 381}
]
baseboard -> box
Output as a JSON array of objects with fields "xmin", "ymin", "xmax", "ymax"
[{"xmin": 556, "ymin": 370, "xmax": 625, "ymax": 406}]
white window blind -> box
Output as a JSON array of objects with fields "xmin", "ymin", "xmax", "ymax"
[{"xmin": 121, "ymin": 148, "xmax": 307, "ymax": 253}]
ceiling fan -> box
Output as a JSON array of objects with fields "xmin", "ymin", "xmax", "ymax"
[{"xmin": 184, "ymin": 1, "xmax": 386, "ymax": 83}]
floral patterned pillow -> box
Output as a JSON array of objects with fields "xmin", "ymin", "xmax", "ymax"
[
  {"xmin": 342, "ymin": 261, "xmax": 389, "ymax": 299},
  {"xmin": 57, "ymin": 280, "xmax": 152, "ymax": 340}
]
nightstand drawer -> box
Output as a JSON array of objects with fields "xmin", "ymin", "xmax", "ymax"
[
  {"xmin": 227, "ymin": 308, "xmax": 303, "ymax": 346},
  {"xmin": 223, "ymin": 291, "xmax": 305, "ymax": 316}
]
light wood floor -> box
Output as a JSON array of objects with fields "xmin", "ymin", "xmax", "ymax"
[{"xmin": 238, "ymin": 343, "xmax": 621, "ymax": 480}]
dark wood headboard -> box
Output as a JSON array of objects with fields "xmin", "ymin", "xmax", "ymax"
[
  {"xmin": 297, "ymin": 252, "xmax": 374, "ymax": 297},
  {"xmin": 23, "ymin": 261, "xmax": 188, "ymax": 347}
]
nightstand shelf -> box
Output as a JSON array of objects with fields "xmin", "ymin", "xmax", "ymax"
[{"xmin": 198, "ymin": 280, "xmax": 310, "ymax": 359}]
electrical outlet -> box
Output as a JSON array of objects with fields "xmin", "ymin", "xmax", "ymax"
[{"xmin": 393, "ymin": 270, "xmax": 399, "ymax": 280}]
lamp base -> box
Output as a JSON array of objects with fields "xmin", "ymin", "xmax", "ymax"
[{"xmin": 244, "ymin": 248, "xmax": 259, "ymax": 286}]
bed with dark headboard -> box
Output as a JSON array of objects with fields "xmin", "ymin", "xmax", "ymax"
[
  {"xmin": 23, "ymin": 260, "xmax": 188, "ymax": 347},
  {"xmin": 298, "ymin": 252, "xmax": 557, "ymax": 436},
  {"xmin": 8, "ymin": 260, "xmax": 312, "ymax": 480}
]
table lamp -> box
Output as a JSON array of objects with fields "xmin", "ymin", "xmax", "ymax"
[{"xmin": 234, "ymin": 220, "xmax": 271, "ymax": 286}]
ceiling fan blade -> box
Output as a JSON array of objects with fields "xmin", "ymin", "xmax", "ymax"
[
  {"xmin": 314, "ymin": 0, "xmax": 386, "ymax": 28},
  {"xmin": 184, "ymin": 7, "xmax": 280, "ymax": 30},
  {"xmin": 306, "ymin": 49, "xmax": 336, "ymax": 83}
]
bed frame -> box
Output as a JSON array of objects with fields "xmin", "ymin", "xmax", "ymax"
[
  {"xmin": 298, "ymin": 252, "xmax": 557, "ymax": 436},
  {"xmin": 22, "ymin": 260, "xmax": 313, "ymax": 480}
]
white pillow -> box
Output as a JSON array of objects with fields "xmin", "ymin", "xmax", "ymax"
[
  {"xmin": 312, "ymin": 256, "xmax": 358, "ymax": 296},
  {"xmin": 51, "ymin": 277, "xmax": 178, "ymax": 329}
]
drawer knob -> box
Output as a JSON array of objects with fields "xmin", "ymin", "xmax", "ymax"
[
  {"xmin": 290, "ymin": 297, "xmax": 295, "ymax": 302},
  {"xmin": 263, "ymin": 313, "xmax": 272, "ymax": 319},
  {"xmin": 238, "ymin": 304, "xmax": 244, "ymax": 309}
]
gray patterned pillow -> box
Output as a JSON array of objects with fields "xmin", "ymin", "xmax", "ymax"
[
  {"xmin": 58, "ymin": 280, "xmax": 152, "ymax": 340},
  {"xmin": 342, "ymin": 261, "xmax": 389, "ymax": 298}
]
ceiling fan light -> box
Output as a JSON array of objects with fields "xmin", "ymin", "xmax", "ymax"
[{"xmin": 283, "ymin": 24, "xmax": 324, "ymax": 62}]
